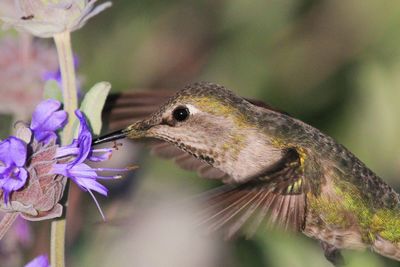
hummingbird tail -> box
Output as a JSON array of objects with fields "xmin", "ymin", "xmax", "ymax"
[{"xmin": 92, "ymin": 129, "xmax": 127, "ymax": 146}]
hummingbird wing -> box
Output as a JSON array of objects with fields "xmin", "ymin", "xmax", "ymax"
[
  {"xmin": 103, "ymin": 89, "xmax": 288, "ymax": 180},
  {"xmin": 197, "ymin": 148, "xmax": 308, "ymax": 238},
  {"xmin": 103, "ymin": 90, "xmax": 174, "ymax": 130}
]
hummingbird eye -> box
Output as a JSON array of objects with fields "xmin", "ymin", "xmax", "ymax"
[{"xmin": 172, "ymin": 106, "xmax": 190, "ymax": 122}]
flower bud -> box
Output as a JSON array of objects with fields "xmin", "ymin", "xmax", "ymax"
[{"xmin": 0, "ymin": 0, "xmax": 112, "ymax": 38}]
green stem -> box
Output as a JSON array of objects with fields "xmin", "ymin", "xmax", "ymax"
[
  {"xmin": 54, "ymin": 31, "xmax": 78, "ymax": 145},
  {"xmin": 51, "ymin": 31, "xmax": 78, "ymax": 267},
  {"xmin": 50, "ymin": 219, "xmax": 66, "ymax": 267}
]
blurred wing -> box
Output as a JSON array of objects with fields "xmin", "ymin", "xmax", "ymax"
[
  {"xmin": 103, "ymin": 90, "xmax": 287, "ymax": 180},
  {"xmin": 103, "ymin": 90, "xmax": 173, "ymax": 130},
  {"xmin": 197, "ymin": 149, "xmax": 309, "ymax": 238}
]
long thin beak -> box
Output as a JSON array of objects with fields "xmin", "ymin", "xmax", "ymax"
[{"xmin": 92, "ymin": 129, "xmax": 128, "ymax": 146}]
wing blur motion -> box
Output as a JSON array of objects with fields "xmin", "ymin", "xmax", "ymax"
[
  {"xmin": 197, "ymin": 149, "xmax": 308, "ymax": 238},
  {"xmin": 103, "ymin": 90, "xmax": 174, "ymax": 131}
]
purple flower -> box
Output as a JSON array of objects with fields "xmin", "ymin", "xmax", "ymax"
[
  {"xmin": 0, "ymin": 137, "xmax": 28, "ymax": 203},
  {"xmin": 52, "ymin": 110, "xmax": 127, "ymax": 219},
  {"xmin": 25, "ymin": 254, "xmax": 50, "ymax": 267},
  {"xmin": 42, "ymin": 65, "xmax": 62, "ymax": 85},
  {"xmin": 30, "ymin": 99, "xmax": 67, "ymax": 143},
  {"xmin": 0, "ymin": 138, "xmax": 66, "ymax": 221},
  {"xmin": 0, "ymin": 99, "xmax": 131, "ymax": 222}
]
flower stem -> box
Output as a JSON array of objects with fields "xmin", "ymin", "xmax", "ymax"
[
  {"xmin": 54, "ymin": 31, "xmax": 78, "ymax": 145},
  {"xmin": 50, "ymin": 218, "xmax": 66, "ymax": 267},
  {"xmin": 51, "ymin": 31, "xmax": 78, "ymax": 267}
]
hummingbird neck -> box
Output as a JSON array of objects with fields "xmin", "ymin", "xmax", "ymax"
[{"xmin": 212, "ymin": 127, "xmax": 286, "ymax": 183}]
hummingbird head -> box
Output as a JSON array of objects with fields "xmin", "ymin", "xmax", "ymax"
[
  {"xmin": 95, "ymin": 82, "xmax": 285, "ymax": 181},
  {"xmin": 127, "ymin": 82, "xmax": 257, "ymax": 159}
]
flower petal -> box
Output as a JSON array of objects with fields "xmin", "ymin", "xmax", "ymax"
[
  {"xmin": 30, "ymin": 99, "xmax": 67, "ymax": 142},
  {"xmin": 77, "ymin": 1, "xmax": 112, "ymax": 29},
  {"xmin": 76, "ymin": 177, "xmax": 108, "ymax": 196},
  {"xmin": 24, "ymin": 254, "xmax": 50, "ymax": 267},
  {"xmin": 0, "ymin": 138, "xmax": 11, "ymax": 165},
  {"xmin": 52, "ymin": 163, "xmax": 108, "ymax": 196},
  {"xmin": 88, "ymin": 150, "xmax": 112, "ymax": 162},
  {"xmin": 55, "ymin": 145, "xmax": 79, "ymax": 158},
  {"xmin": 0, "ymin": 137, "xmax": 27, "ymax": 167},
  {"xmin": 8, "ymin": 137, "xmax": 27, "ymax": 167},
  {"xmin": 66, "ymin": 110, "xmax": 92, "ymax": 166},
  {"xmin": 67, "ymin": 162, "xmax": 97, "ymax": 178},
  {"xmin": 31, "ymin": 99, "xmax": 61, "ymax": 128},
  {"xmin": 0, "ymin": 167, "xmax": 28, "ymax": 203},
  {"xmin": 33, "ymin": 131, "xmax": 57, "ymax": 144},
  {"xmin": 1, "ymin": 0, "xmax": 112, "ymax": 37},
  {"xmin": 68, "ymin": 163, "xmax": 108, "ymax": 195}
]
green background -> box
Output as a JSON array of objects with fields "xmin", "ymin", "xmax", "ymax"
[{"xmin": 4, "ymin": 0, "xmax": 400, "ymax": 266}]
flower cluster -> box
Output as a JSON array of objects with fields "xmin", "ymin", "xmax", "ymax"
[
  {"xmin": 0, "ymin": 0, "xmax": 112, "ymax": 38},
  {"xmin": 0, "ymin": 99, "xmax": 126, "ymax": 220}
]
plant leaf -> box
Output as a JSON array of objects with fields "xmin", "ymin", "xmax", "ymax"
[{"xmin": 80, "ymin": 82, "xmax": 111, "ymax": 136}]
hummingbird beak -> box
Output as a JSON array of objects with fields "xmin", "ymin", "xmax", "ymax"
[
  {"xmin": 92, "ymin": 120, "xmax": 153, "ymax": 146},
  {"xmin": 91, "ymin": 129, "xmax": 128, "ymax": 146},
  {"xmin": 124, "ymin": 120, "xmax": 153, "ymax": 139}
]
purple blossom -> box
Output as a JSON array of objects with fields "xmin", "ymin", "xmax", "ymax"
[
  {"xmin": 0, "ymin": 137, "xmax": 28, "ymax": 203},
  {"xmin": 0, "ymin": 138, "xmax": 66, "ymax": 221},
  {"xmin": 0, "ymin": 99, "xmax": 130, "ymax": 221},
  {"xmin": 52, "ymin": 110, "xmax": 127, "ymax": 219},
  {"xmin": 42, "ymin": 67, "xmax": 62, "ymax": 86},
  {"xmin": 30, "ymin": 99, "xmax": 67, "ymax": 143},
  {"xmin": 25, "ymin": 254, "xmax": 50, "ymax": 267}
]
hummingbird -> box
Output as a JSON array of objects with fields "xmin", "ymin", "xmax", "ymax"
[{"xmin": 94, "ymin": 82, "xmax": 400, "ymax": 266}]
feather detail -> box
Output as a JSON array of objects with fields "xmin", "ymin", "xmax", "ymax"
[{"xmin": 195, "ymin": 149, "xmax": 308, "ymax": 238}]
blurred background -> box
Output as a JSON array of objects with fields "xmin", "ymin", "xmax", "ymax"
[{"xmin": 2, "ymin": 0, "xmax": 400, "ymax": 266}]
